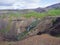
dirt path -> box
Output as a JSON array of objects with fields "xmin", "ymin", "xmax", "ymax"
[
  {"xmin": 0, "ymin": 34, "xmax": 60, "ymax": 45},
  {"xmin": 15, "ymin": 34, "xmax": 60, "ymax": 45}
]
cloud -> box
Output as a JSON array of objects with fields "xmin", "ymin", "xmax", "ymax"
[
  {"xmin": 0, "ymin": 0, "xmax": 41, "ymax": 9},
  {"xmin": 0, "ymin": 0, "xmax": 60, "ymax": 9},
  {"xmin": 0, "ymin": 3, "xmax": 12, "ymax": 6},
  {"xmin": 11, "ymin": 0, "xmax": 41, "ymax": 9},
  {"xmin": 0, "ymin": 0, "xmax": 15, "ymax": 4}
]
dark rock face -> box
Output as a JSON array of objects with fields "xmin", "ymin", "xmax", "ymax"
[
  {"xmin": 49, "ymin": 17, "xmax": 60, "ymax": 36},
  {"xmin": 36, "ymin": 17, "xmax": 60, "ymax": 37},
  {"xmin": 53, "ymin": 17, "xmax": 60, "ymax": 26},
  {"xmin": 37, "ymin": 32, "xmax": 42, "ymax": 35}
]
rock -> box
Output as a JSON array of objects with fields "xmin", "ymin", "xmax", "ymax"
[
  {"xmin": 49, "ymin": 17, "xmax": 60, "ymax": 36},
  {"xmin": 28, "ymin": 16, "xmax": 60, "ymax": 37},
  {"xmin": 0, "ymin": 33, "xmax": 4, "ymax": 41},
  {"xmin": 28, "ymin": 16, "xmax": 53, "ymax": 36},
  {"xmin": 2, "ymin": 17, "xmax": 37, "ymax": 41}
]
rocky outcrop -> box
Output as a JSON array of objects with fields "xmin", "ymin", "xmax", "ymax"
[
  {"xmin": 28, "ymin": 16, "xmax": 54, "ymax": 36},
  {"xmin": 48, "ymin": 17, "xmax": 60, "ymax": 36},
  {"xmin": 0, "ymin": 17, "xmax": 37, "ymax": 41},
  {"xmin": 0, "ymin": 16, "xmax": 60, "ymax": 41},
  {"xmin": 28, "ymin": 16, "xmax": 60, "ymax": 37}
]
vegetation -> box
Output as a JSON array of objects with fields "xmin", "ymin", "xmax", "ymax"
[
  {"xmin": 0, "ymin": 9, "xmax": 60, "ymax": 19},
  {"xmin": 47, "ymin": 9, "xmax": 60, "ymax": 16},
  {"xmin": 21, "ymin": 9, "xmax": 60, "ymax": 18}
]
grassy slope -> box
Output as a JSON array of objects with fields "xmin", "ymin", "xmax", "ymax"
[
  {"xmin": 0, "ymin": 9, "xmax": 60, "ymax": 19},
  {"xmin": 21, "ymin": 9, "xmax": 60, "ymax": 18}
]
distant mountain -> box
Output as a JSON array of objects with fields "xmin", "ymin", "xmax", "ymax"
[
  {"xmin": 0, "ymin": 9, "xmax": 33, "ymax": 14},
  {"xmin": 0, "ymin": 3, "xmax": 60, "ymax": 14},
  {"xmin": 34, "ymin": 7, "xmax": 45, "ymax": 13},
  {"xmin": 30, "ymin": 3, "xmax": 60, "ymax": 12},
  {"xmin": 45, "ymin": 3, "xmax": 60, "ymax": 10}
]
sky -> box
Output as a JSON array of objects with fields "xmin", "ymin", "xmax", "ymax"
[{"xmin": 0, "ymin": 0, "xmax": 60, "ymax": 9}]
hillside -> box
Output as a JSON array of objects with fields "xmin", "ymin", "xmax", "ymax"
[
  {"xmin": 0, "ymin": 2, "xmax": 60, "ymax": 45},
  {"xmin": 45, "ymin": 3, "xmax": 60, "ymax": 10}
]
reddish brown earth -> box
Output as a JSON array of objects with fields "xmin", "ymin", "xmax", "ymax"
[
  {"xmin": 15, "ymin": 34, "xmax": 60, "ymax": 45},
  {"xmin": 0, "ymin": 34, "xmax": 60, "ymax": 45}
]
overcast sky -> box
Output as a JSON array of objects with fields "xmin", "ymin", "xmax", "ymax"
[{"xmin": 0, "ymin": 0, "xmax": 60, "ymax": 9}]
